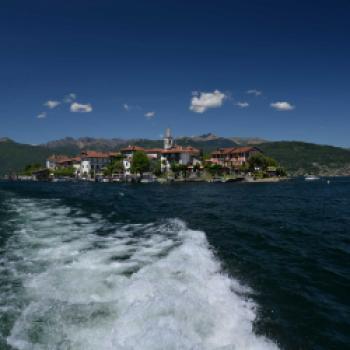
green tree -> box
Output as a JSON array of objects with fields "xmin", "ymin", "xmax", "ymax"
[
  {"xmin": 248, "ymin": 153, "xmax": 278, "ymax": 172},
  {"xmin": 193, "ymin": 163, "xmax": 201, "ymax": 172},
  {"xmin": 204, "ymin": 163, "xmax": 223, "ymax": 176},
  {"xmin": 178, "ymin": 164, "xmax": 188, "ymax": 178},
  {"xmin": 54, "ymin": 167, "xmax": 75, "ymax": 177},
  {"xmin": 170, "ymin": 162, "xmax": 188, "ymax": 178},
  {"xmin": 202, "ymin": 152, "xmax": 212, "ymax": 160},
  {"xmin": 150, "ymin": 159, "xmax": 162, "ymax": 176},
  {"xmin": 170, "ymin": 162, "xmax": 180, "ymax": 178},
  {"xmin": 239, "ymin": 162, "xmax": 250, "ymax": 173},
  {"xmin": 103, "ymin": 164, "xmax": 113, "ymax": 176},
  {"xmin": 131, "ymin": 151, "xmax": 150, "ymax": 177},
  {"xmin": 22, "ymin": 163, "xmax": 42, "ymax": 175},
  {"xmin": 104, "ymin": 158, "xmax": 124, "ymax": 176},
  {"xmin": 276, "ymin": 167, "xmax": 287, "ymax": 176}
]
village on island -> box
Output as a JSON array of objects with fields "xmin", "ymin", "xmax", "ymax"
[{"xmin": 17, "ymin": 129, "xmax": 287, "ymax": 183}]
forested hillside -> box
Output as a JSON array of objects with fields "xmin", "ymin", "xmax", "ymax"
[
  {"xmin": 1, "ymin": 137, "xmax": 350, "ymax": 176},
  {"xmin": 258, "ymin": 141, "xmax": 350, "ymax": 175},
  {"xmin": 0, "ymin": 139, "xmax": 76, "ymax": 175}
]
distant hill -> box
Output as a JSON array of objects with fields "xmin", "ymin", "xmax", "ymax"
[
  {"xmin": 44, "ymin": 137, "xmax": 128, "ymax": 153},
  {"xmin": 42, "ymin": 134, "xmax": 244, "ymax": 152},
  {"xmin": 1, "ymin": 136, "xmax": 350, "ymax": 176},
  {"xmin": 0, "ymin": 139, "xmax": 52, "ymax": 175},
  {"xmin": 258, "ymin": 141, "xmax": 350, "ymax": 176},
  {"xmin": 175, "ymin": 137, "xmax": 237, "ymax": 153},
  {"xmin": 42, "ymin": 135, "xmax": 239, "ymax": 155},
  {"xmin": 230, "ymin": 137, "xmax": 269, "ymax": 145}
]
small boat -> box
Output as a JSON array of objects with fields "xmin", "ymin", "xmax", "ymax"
[
  {"xmin": 140, "ymin": 178, "xmax": 155, "ymax": 183},
  {"xmin": 52, "ymin": 177, "xmax": 70, "ymax": 182},
  {"xmin": 208, "ymin": 178, "xmax": 223, "ymax": 183},
  {"xmin": 305, "ymin": 175, "xmax": 320, "ymax": 181}
]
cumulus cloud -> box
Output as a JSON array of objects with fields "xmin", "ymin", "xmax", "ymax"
[
  {"xmin": 44, "ymin": 100, "xmax": 60, "ymax": 109},
  {"xmin": 145, "ymin": 111, "xmax": 155, "ymax": 119},
  {"xmin": 70, "ymin": 102, "xmax": 93, "ymax": 113},
  {"xmin": 235, "ymin": 101, "xmax": 249, "ymax": 108},
  {"xmin": 123, "ymin": 103, "xmax": 130, "ymax": 111},
  {"xmin": 36, "ymin": 112, "xmax": 47, "ymax": 119},
  {"xmin": 246, "ymin": 89, "xmax": 262, "ymax": 96},
  {"xmin": 64, "ymin": 93, "xmax": 77, "ymax": 103},
  {"xmin": 270, "ymin": 101, "xmax": 295, "ymax": 111},
  {"xmin": 190, "ymin": 90, "xmax": 226, "ymax": 113}
]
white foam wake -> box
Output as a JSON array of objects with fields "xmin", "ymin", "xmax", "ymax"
[{"xmin": 1, "ymin": 198, "xmax": 279, "ymax": 350}]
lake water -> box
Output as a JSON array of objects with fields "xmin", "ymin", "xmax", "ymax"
[{"xmin": 0, "ymin": 179, "xmax": 349, "ymax": 350}]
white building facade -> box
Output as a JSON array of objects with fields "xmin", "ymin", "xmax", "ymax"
[
  {"xmin": 160, "ymin": 129, "xmax": 201, "ymax": 172},
  {"xmin": 46, "ymin": 129, "xmax": 201, "ymax": 178}
]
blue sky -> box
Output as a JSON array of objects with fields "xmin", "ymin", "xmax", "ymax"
[{"xmin": 1, "ymin": 0, "xmax": 349, "ymax": 146}]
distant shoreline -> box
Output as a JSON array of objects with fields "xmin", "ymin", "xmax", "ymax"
[{"xmin": 0, "ymin": 176, "xmax": 302, "ymax": 185}]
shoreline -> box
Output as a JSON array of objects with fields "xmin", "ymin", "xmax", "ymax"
[{"xmin": 1, "ymin": 176, "xmax": 293, "ymax": 184}]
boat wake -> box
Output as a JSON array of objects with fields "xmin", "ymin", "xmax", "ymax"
[{"xmin": 0, "ymin": 197, "xmax": 279, "ymax": 350}]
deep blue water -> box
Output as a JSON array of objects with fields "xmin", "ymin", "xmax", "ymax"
[{"xmin": 0, "ymin": 179, "xmax": 349, "ymax": 350}]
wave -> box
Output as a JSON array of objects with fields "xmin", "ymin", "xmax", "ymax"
[{"xmin": 1, "ymin": 198, "xmax": 279, "ymax": 350}]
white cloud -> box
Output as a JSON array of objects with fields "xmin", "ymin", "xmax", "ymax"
[
  {"xmin": 270, "ymin": 101, "xmax": 295, "ymax": 111},
  {"xmin": 246, "ymin": 89, "xmax": 262, "ymax": 96},
  {"xmin": 145, "ymin": 111, "xmax": 155, "ymax": 119},
  {"xmin": 64, "ymin": 93, "xmax": 77, "ymax": 103},
  {"xmin": 44, "ymin": 100, "xmax": 60, "ymax": 109},
  {"xmin": 123, "ymin": 103, "xmax": 141, "ymax": 111},
  {"xmin": 70, "ymin": 102, "xmax": 93, "ymax": 113},
  {"xmin": 190, "ymin": 90, "xmax": 226, "ymax": 113},
  {"xmin": 236, "ymin": 101, "xmax": 249, "ymax": 108},
  {"xmin": 36, "ymin": 112, "xmax": 47, "ymax": 119}
]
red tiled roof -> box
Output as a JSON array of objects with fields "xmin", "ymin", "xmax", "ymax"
[
  {"xmin": 233, "ymin": 146, "xmax": 259, "ymax": 153},
  {"xmin": 81, "ymin": 151, "xmax": 112, "ymax": 158},
  {"xmin": 55, "ymin": 156, "xmax": 81, "ymax": 164},
  {"xmin": 211, "ymin": 147, "xmax": 260, "ymax": 155},
  {"xmin": 145, "ymin": 148, "xmax": 164, "ymax": 153},
  {"xmin": 109, "ymin": 152, "xmax": 121, "ymax": 157},
  {"xmin": 48, "ymin": 154, "xmax": 82, "ymax": 163},
  {"xmin": 56, "ymin": 157, "xmax": 73, "ymax": 164},
  {"xmin": 161, "ymin": 146, "xmax": 200, "ymax": 155},
  {"xmin": 47, "ymin": 154, "xmax": 69, "ymax": 161},
  {"xmin": 50, "ymin": 152, "xmax": 117, "ymax": 162},
  {"xmin": 120, "ymin": 145, "xmax": 145, "ymax": 152},
  {"xmin": 120, "ymin": 145, "xmax": 200, "ymax": 155}
]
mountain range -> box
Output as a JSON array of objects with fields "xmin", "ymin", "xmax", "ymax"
[
  {"xmin": 42, "ymin": 134, "xmax": 268, "ymax": 153},
  {"xmin": 1, "ymin": 135, "xmax": 350, "ymax": 176}
]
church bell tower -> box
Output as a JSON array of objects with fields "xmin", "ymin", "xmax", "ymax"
[{"xmin": 164, "ymin": 128, "xmax": 174, "ymax": 150}]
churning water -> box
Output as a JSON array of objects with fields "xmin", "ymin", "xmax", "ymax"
[
  {"xmin": 0, "ymin": 180, "xmax": 349, "ymax": 349},
  {"xmin": 0, "ymin": 196, "xmax": 277, "ymax": 350}
]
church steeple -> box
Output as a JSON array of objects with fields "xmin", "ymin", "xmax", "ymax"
[{"xmin": 164, "ymin": 128, "xmax": 174, "ymax": 150}]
